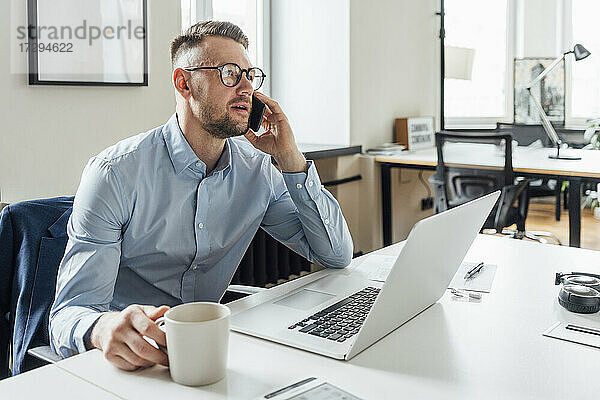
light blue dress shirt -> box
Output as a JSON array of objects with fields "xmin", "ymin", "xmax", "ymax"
[{"xmin": 49, "ymin": 114, "xmax": 353, "ymax": 357}]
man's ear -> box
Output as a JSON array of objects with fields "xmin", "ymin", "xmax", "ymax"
[{"xmin": 173, "ymin": 68, "xmax": 191, "ymax": 98}]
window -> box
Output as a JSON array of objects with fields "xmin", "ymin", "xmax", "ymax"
[
  {"xmin": 444, "ymin": 0, "xmax": 510, "ymax": 127},
  {"xmin": 181, "ymin": 0, "xmax": 192, "ymax": 31},
  {"xmin": 212, "ymin": 0, "xmax": 259, "ymax": 66},
  {"xmin": 443, "ymin": 0, "xmax": 599, "ymax": 127},
  {"xmin": 570, "ymin": 0, "xmax": 600, "ymax": 120}
]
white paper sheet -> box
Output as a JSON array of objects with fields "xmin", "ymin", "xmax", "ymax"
[{"xmin": 448, "ymin": 262, "xmax": 497, "ymax": 293}]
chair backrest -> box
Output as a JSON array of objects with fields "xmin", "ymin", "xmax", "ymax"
[
  {"xmin": 431, "ymin": 131, "xmax": 514, "ymax": 214},
  {"xmin": 0, "ymin": 197, "xmax": 74, "ymax": 377},
  {"xmin": 496, "ymin": 123, "xmax": 554, "ymax": 147}
]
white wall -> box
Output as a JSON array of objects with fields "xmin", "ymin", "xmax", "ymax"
[
  {"xmin": 0, "ymin": 1, "xmax": 180, "ymax": 202},
  {"xmin": 270, "ymin": 0, "xmax": 350, "ymax": 146},
  {"xmin": 270, "ymin": 0, "xmax": 437, "ymax": 149},
  {"xmin": 349, "ymin": 0, "xmax": 438, "ymax": 148},
  {"xmin": 350, "ymin": 0, "xmax": 438, "ymax": 251}
]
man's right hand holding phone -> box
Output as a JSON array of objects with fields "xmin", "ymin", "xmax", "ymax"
[{"xmin": 244, "ymin": 92, "xmax": 307, "ymax": 173}]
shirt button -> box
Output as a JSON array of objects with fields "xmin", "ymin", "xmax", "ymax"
[
  {"xmin": 196, "ymin": 162, "xmax": 202, "ymax": 168},
  {"xmin": 308, "ymin": 181, "xmax": 314, "ymax": 187},
  {"xmin": 192, "ymin": 264, "xmax": 198, "ymax": 270},
  {"xmin": 324, "ymin": 218, "xmax": 330, "ymax": 225},
  {"xmin": 198, "ymin": 223, "xmax": 204, "ymax": 229},
  {"xmin": 296, "ymin": 183, "xmax": 302, "ymax": 189}
]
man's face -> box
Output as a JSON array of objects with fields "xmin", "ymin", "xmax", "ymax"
[{"xmin": 186, "ymin": 36, "xmax": 254, "ymax": 139}]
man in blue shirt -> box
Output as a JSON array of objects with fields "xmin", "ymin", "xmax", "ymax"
[{"xmin": 49, "ymin": 21, "xmax": 353, "ymax": 370}]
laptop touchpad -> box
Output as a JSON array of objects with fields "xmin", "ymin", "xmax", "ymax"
[{"xmin": 274, "ymin": 289, "xmax": 336, "ymax": 310}]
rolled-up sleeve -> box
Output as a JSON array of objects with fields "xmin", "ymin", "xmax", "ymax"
[
  {"xmin": 49, "ymin": 157, "xmax": 128, "ymax": 357},
  {"xmin": 261, "ymin": 159, "xmax": 353, "ymax": 269}
]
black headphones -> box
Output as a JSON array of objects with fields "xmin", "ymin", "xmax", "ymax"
[{"xmin": 555, "ymin": 272, "xmax": 600, "ymax": 314}]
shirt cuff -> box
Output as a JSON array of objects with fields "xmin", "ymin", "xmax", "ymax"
[
  {"xmin": 282, "ymin": 160, "xmax": 322, "ymax": 202},
  {"xmin": 73, "ymin": 313, "xmax": 104, "ymax": 354}
]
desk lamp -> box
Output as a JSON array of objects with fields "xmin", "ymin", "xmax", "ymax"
[{"xmin": 526, "ymin": 44, "xmax": 591, "ymax": 160}]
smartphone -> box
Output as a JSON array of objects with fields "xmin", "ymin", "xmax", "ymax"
[{"xmin": 249, "ymin": 94, "xmax": 266, "ymax": 133}]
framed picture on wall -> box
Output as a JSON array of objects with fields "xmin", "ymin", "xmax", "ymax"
[
  {"xmin": 27, "ymin": 0, "xmax": 148, "ymax": 86},
  {"xmin": 514, "ymin": 57, "xmax": 565, "ymax": 126}
]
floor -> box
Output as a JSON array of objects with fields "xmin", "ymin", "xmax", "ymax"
[{"xmin": 517, "ymin": 201, "xmax": 600, "ymax": 250}]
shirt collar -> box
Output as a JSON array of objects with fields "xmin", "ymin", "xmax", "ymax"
[
  {"xmin": 212, "ymin": 139, "xmax": 232, "ymax": 179},
  {"xmin": 162, "ymin": 113, "xmax": 232, "ymax": 178}
]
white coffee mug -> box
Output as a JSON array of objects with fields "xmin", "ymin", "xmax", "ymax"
[{"xmin": 155, "ymin": 302, "xmax": 231, "ymax": 386}]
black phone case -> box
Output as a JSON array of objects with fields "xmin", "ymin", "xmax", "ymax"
[{"xmin": 249, "ymin": 95, "xmax": 266, "ymax": 132}]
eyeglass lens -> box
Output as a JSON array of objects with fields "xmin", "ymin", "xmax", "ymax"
[{"xmin": 221, "ymin": 64, "xmax": 264, "ymax": 90}]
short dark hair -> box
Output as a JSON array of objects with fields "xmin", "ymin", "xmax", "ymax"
[{"xmin": 170, "ymin": 21, "xmax": 249, "ymax": 67}]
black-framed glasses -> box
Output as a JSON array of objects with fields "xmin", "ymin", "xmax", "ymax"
[{"xmin": 183, "ymin": 63, "xmax": 266, "ymax": 90}]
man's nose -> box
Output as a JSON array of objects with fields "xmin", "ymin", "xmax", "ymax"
[{"xmin": 236, "ymin": 72, "xmax": 253, "ymax": 94}]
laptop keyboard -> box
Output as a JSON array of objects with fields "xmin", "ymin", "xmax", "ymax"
[{"xmin": 287, "ymin": 287, "xmax": 380, "ymax": 342}]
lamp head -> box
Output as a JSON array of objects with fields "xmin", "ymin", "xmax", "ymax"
[{"xmin": 573, "ymin": 44, "xmax": 591, "ymax": 61}]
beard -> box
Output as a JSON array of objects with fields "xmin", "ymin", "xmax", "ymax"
[
  {"xmin": 202, "ymin": 108, "xmax": 248, "ymax": 139},
  {"xmin": 193, "ymin": 89, "xmax": 249, "ymax": 139}
]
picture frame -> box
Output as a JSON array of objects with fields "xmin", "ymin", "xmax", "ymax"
[
  {"xmin": 27, "ymin": 0, "xmax": 148, "ymax": 86},
  {"xmin": 514, "ymin": 57, "xmax": 565, "ymax": 126}
]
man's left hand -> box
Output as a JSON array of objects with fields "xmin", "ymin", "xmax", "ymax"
[{"xmin": 244, "ymin": 92, "xmax": 307, "ymax": 173}]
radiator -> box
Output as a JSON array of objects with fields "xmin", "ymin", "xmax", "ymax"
[{"xmin": 231, "ymin": 229, "xmax": 311, "ymax": 288}]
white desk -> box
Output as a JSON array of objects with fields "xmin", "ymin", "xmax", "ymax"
[
  {"xmin": 0, "ymin": 363, "xmax": 118, "ymax": 399},
  {"xmin": 376, "ymin": 145, "xmax": 600, "ymax": 247},
  {"xmin": 4, "ymin": 235, "xmax": 600, "ymax": 399}
]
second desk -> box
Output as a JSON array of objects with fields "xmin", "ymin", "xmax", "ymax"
[{"xmin": 376, "ymin": 146, "xmax": 600, "ymax": 247}]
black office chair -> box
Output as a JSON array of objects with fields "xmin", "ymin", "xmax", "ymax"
[
  {"xmin": 496, "ymin": 123, "xmax": 564, "ymax": 221},
  {"xmin": 428, "ymin": 131, "xmax": 548, "ymax": 242}
]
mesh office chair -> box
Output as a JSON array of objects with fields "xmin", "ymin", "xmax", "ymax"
[
  {"xmin": 496, "ymin": 123, "xmax": 565, "ymax": 222},
  {"xmin": 428, "ymin": 131, "xmax": 549, "ymax": 243}
]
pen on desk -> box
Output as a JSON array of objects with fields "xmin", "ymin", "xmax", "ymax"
[
  {"xmin": 264, "ymin": 377, "xmax": 317, "ymax": 399},
  {"xmin": 464, "ymin": 262, "xmax": 485, "ymax": 280}
]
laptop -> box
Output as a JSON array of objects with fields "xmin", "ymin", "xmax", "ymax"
[{"xmin": 230, "ymin": 191, "xmax": 500, "ymax": 360}]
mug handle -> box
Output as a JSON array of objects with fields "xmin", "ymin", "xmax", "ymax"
[
  {"xmin": 155, "ymin": 316, "xmax": 166, "ymax": 331},
  {"xmin": 154, "ymin": 317, "xmax": 168, "ymax": 354}
]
